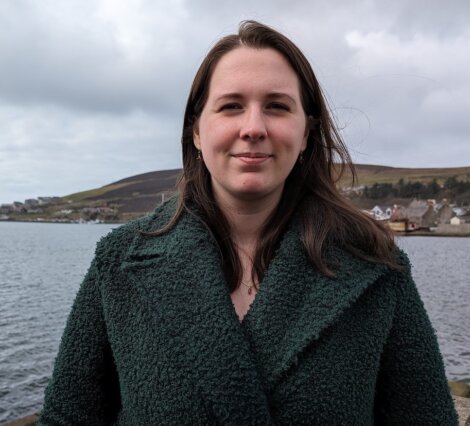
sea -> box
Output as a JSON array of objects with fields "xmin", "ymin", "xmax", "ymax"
[{"xmin": 0, "ymin": 221, "xmax": 469, "ymax": 423}]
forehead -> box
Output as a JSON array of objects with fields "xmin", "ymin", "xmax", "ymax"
[{"xmin": 208, "ymin": 47, "xmax": 301, "ymax": 98}]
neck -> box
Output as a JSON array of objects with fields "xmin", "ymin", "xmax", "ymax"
[{"xmin": 214, "ymin": 190, "xmax": 282, "ymax": 249}]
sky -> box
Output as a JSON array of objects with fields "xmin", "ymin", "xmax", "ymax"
[{"xmin": 1, "ymin": 0, "xmax": 469, "ymax": 204}]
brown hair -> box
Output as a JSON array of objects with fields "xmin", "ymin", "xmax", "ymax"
[{"xmin": 151, "ymin": 20, "xmax": 400, "ymax": 291}]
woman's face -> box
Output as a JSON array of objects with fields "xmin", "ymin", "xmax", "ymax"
[{"xmin": 193, "ymin": 47, "xmax": 308, "ymax": 205}]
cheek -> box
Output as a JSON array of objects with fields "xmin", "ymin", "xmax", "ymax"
[
  {"xmin": 200, "ymin": 141, "xmax": 228, "ymax": 159},
  {"xmin": 200, "ymin": 133, "xmax": 234, "ymax": 156},
  {"xmin": 198, "ymin": 137, "xmax": 229, "ymax": 170},
  {"xmin": 276, "ymin": 126, "xmax": 307, "ymax": 152}
]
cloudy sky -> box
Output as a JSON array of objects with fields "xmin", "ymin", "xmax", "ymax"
[{"xmin": 1, "ymin": 0, "xmax": 469, "ymax": 204}]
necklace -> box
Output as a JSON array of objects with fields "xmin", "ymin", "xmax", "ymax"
[{"xmin": 240, "ymin": 280, "xmax": 257, "ymax": 295}]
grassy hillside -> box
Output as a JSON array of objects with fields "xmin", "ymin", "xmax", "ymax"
[
  {"xmin": 7, "ymin": 164, "xmax": 467, "ymax": 223},
  {"xmin": 342, "ymin": 164, "xmax": 470, "ymax": 187},
  {"xmin": 65, "ymin": 164, "xmax": 470, "ymax": 204},
  {"xmin": 63, "ymin": 164, "xmax": 470, "ymax": 213},
  {"xmin": 62, "ymin": 169, "xmax": 181, "ymax": 216}
]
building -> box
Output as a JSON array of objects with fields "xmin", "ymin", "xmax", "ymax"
[
  {"xmin": 404, "ymin": 199, "xmax": 437, "ymax": 230},
  {"xmin": 435, "ymin": 199, "xmax": 453, "ymax": 224},
  {"xmin": 450, "ymin": 215, "xmax": 470, "ymax": 225},
  {"xmin": 371, "ymin": 205, "xmax": 392, "ymax": 220},
  {"xmin": 24, "ymin": 199, "xmax": 39, "ymax": 206}
]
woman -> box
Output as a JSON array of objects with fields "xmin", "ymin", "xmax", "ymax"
[{"xmin": 39, "ymin": 21, "xmax": 458, "ymax": 425}]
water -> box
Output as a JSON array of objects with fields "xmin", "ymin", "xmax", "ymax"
[
  {"xmin": 0, "ymin": 223, "xmax": 469, "ymax": 423},
  {"xmin": 0, "ymin": 222, "xmax": 119, "ymax": 423},
  {"xmin": 396, "ymin": 236, "xmax": 470, "ymax": 385}
]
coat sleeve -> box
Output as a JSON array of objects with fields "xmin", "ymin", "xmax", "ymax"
[
  {"xmin": 374, "ymin": 255, "xmax": 458, "ymax": 425},
  {"xmin": 38, "ymin": 251, "xmax": 121, "ymax": 425}
]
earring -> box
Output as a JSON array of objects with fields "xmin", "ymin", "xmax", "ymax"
[
  {"xmin": 196, "ymin": 150, "xmax": 202, "ymax": 161},
  {"xmin": 298, "ymin": 151, "xmax": 304, "ymax": 165}
]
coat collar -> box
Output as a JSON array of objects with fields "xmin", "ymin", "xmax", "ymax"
[{"xmin": 120, "ymin": 200, "xmax": 388, "ymax": 423}]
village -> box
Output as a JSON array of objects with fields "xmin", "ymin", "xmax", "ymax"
[
  {"xmin": 0, "ymin": 197, "xmax": 119, "ymax": 223},
  {"xmin": 368, "ymin": 198, "xmax": 470, "ymax": 235},
  {"xmin": 1, "ymin": 193, "xmax": 470, "ymax": 236}
]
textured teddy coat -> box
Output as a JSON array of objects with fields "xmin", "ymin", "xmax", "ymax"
[{"xmin": 39, "ymin": 200, "xmax": 458, "ymax": 425}]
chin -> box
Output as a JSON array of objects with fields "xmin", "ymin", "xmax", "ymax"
[{"xmin": 231, "ymin": 185, "xmax": 278, "ymax": 201}]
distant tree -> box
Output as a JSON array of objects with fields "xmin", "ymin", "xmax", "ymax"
[
  {"xmin": 365, "ymin": 183, "xmax": 395, "ymax": 199},
  {"xmin": 358, "ymin": 175, "xmax": 470, "ymax": 206},
  {"xmin": 428, "ymin": 179, "xmax": 440, "ymax": 196},
  {"xmin": 444, "ymin": 176, "xmax": 459, "ymax": 190}
]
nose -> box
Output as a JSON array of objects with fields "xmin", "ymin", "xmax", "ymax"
[{"xmin": 240, "ymin": 107, "xmax": 267, "ymax": 142}]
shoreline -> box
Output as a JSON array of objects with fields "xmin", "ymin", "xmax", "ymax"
[
  {"xmin": 396, "ymin": 231, "xmax": 470, "ymax": 238},
  {"xmin": 0, "ymin": 218, "xmax": 125, "ymax": 225},
  {"xmin": 0, "ymin": 218, "xmax": 470, "ymax": 238},
  {"xmin": 2, "ymin": 219, "xmax": 470, "ymax": 237}
]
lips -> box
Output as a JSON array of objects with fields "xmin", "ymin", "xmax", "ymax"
[
  {"xmin": 233, "ymin": 152, "xmax": 271, "ymax": 158},
  {"xmin": 232, "ymin": 152, "xmax": 272, "ymax": 165}
]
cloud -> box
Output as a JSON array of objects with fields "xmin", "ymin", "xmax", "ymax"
[
  {"xmin": 1, "ymin": 0, "xmax": 469, "ymax": 203},
  {"xmin": 0, "ymin": 102, "xmax": 182, "ymax": 202},
  {"xmin": 0, "ymin": 0, "xmax": 198, "ymax": 114},
  {"xmin": 339, "ymin": 27, "xmax": 470, "ymax": 165}
]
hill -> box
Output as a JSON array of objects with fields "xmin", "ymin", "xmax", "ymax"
[
  {"xmin": 67, "ymin": 164, "xmax": 470, "ymax": 202},
  {"xmin": 341, "ymin": 164, "xmax": 470, "ymax": 187},
  {"xmin": 63, "ymin": 164, "xmax": 470, "ymax": 219},
  {"xmin": 3, "ymin": 164, "xmax": 469, "ymax": 223},
  {"xmin": 63, "ymin": 169, "xmax": 181, "ymax": 218}
]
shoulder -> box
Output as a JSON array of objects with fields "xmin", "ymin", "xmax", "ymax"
[
  {"xmin": 389, "ymin": 246, "xmax": 414, "ymax": 285},
  {"xmin": 393, "ymin": 246, "xmax": 411, "ymax": 268},
  {"xmin": 330, "ymin": 244, "xmax": 416, "ymax": 303},
  {"xmin": 94, "ymin": 198, "xmax": 178, "ymax": 262},
  {"xmin": 374, "ymin": 246, "xmax": 424, "ymax": 312}
]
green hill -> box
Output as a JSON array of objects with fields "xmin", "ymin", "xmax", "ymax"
[
  {"xmin": 6, "ymin": 165, "xmax": 469, "ymax": 223},
  {"xmin": 63, "ymin": 169, "xmax": 181, "ymax": 218},
  {"xmin": 341, "ymin": 164, "xmax": 470, "ymax": 187},
  {"xmin": 63, "ymin": 164, "xmax": 470, "ymax": 216}
]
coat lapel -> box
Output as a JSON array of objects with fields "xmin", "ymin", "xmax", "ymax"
[
  {"xmin": 120, "ymin": 204, "xmax": 274, "ymax": 425},
  {"xmin": 241, "ymin": 221, "xmax": 388, "ymax": 391}
]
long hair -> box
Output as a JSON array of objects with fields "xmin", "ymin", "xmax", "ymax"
[{"xmin": 151, "ymin": 20, "xmax": 400, "ymax": 291}]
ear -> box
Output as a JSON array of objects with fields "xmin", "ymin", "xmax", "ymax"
[{"xmin": 193, "ymin": 123, "xmax": 201, "ymax": 150}]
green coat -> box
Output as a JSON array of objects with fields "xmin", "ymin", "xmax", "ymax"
[{"xmin": 39, "ymin": 201, "xmax": 458, "ymax": 425}]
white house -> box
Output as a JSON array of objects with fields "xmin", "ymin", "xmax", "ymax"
[
  {"xmin": 450, "ymin": 215, "xmax": 470, "ymax": 225},
  {"xmin": 371, "ymin": 205, "xmax": 392, "ymax": 220}
]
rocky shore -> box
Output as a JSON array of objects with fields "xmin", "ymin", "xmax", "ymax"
[
  {"xmin": 397, "ymin": 223, "xmax": 470, "ymax": 237},
  {"xmin": 3, "ymin": 414, "xmax": 38, "ymax": 426}
]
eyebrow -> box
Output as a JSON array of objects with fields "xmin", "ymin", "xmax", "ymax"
[{"xmin": 214, "ymin": 92, "xmax": 298, "ymax": 104}]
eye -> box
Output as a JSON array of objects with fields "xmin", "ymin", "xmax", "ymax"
[
  {"xmin": 219, "ymin": 103, "xmax": 243, "ymax": 111},
  {"xmin": 267, "ymin": 102, "xmax": 290, "ymax": 111}
]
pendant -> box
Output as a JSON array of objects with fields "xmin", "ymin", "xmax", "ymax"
[{"xmin": 248, "ymin": 287, "xmax": 252, "ymax": 295}]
